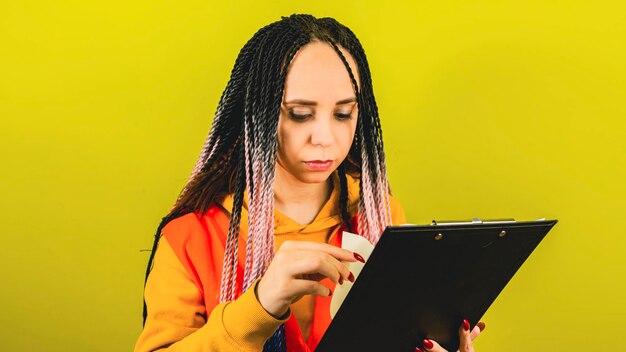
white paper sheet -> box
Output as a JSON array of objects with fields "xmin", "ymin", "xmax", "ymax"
[{"xmin": 329, "ymin": 231, "xmax": 375, "ymax": 319}]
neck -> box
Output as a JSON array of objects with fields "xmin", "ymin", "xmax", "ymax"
[
  {"xmin": 273, "ymin": 165, "xmax": 333, "ymax": 208},
  {"xmin": 274, "ymin": 164, "xmax": 332, "ymax": 224}
]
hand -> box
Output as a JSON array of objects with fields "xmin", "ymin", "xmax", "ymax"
[
  {"xmin": 415, "ymin": 320, "xmax": 486, "ymax": 352},
  {"xmin": 256, "ymin": 240, "xmax": 363, "ymax": 318}
]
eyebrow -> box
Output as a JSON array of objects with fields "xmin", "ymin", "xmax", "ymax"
[{"xmin": 283, "ymin": 97, "xmax": 356, "ymax": 106}]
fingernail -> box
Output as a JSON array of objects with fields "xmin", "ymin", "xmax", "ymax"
[
  {"xmin": 348, "ymin": 272, "xmax": 355, "ymax": 282},
  {"xmin": 477, "ymin": 321, "xmax": 486, "ymax": 331},
  {"xmin": 463, "ymin": 319, "xmax": 470, "ymax": 331},
  {"xmin": 422, "ymin": 339, "xmax": 433, "ymax": 349},
  {"xmin": 338, "ymin": 277, "xmax": 344, "ymax": 285},
  {"xmin": 414, "ymin": 348, "xmax": 425, "ymax": 352},
  {"xmin": 354, "ymin": 252, "xmax": 365, "ymax": 263}
]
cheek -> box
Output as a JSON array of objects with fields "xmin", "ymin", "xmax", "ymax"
[
  {"xmin": 278, "ymin": 123, "xmax": 308, "ymax": 160},
  {"xmin": 337, "ymin": 121, "xmax": 357, "ymax": 154}
]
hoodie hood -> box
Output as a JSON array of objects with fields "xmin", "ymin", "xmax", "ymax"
[{"xmin": 219, "ymin": 170, "xmax": 360, "ymax": 235}]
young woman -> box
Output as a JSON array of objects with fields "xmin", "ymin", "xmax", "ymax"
[{"xmin": 135, "ymin": 14, "xmax": 484, "ymax": 352}]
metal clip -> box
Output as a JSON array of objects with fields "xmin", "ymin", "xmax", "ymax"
[{"xmin": 431, "ymin": 218, "xmax": 516, "ymax": 226}]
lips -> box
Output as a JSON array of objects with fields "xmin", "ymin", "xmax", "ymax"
[{"xmin": 303, "ymin": 160, "xmax": 333, "ymax": 171}]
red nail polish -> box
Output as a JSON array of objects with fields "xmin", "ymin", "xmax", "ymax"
[
  {"xmin": 348, "ymin": 272, "xmax": 355, "ymax": 282},
  {"xmin": 463, "ymin": 319, "xmax": 470, "ymax": 331},
  {"xmin": 422, "ymin": 339, "xmax": 433, "ymax": 349},
  {"xmin": 338, "ymin": 277, "xmax": 343, "ymax": 285},
  {"xmin": 477, "ymin": 322, "xmax": 486, "ymax": 331},
  {"xmin": 414, "ymin": 348, "xmax": 425, "ymax": 352},
  {"xmin": 353, "ymin": 252, "xmax": 365, "ymax": 263}
]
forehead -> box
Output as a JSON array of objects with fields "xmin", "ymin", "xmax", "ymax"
[{"xmin": 283, "ymin": 41, "xmax": 361, "ymax": 103}]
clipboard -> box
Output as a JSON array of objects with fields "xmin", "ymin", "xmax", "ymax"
[{"xmin": 316, "ymin": 218, "xmax": 558, "ymax": 352}]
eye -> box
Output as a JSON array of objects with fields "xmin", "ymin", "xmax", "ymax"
[
  {"xmin": 288, "ymin": 111, "xmax": 312, "ymax": 122},
  {"xmin": 335, "ymin": 112, "xmax": 353, "ymax": 120}
]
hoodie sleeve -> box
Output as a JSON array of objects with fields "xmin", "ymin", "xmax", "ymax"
[{"xmin": 134, "ymin": 238, "xmax": 290, "ymax": 352}]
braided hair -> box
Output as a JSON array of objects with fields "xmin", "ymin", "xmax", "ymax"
[{"xmin": 141, "ymin": 14, "xmax": 395, "ymax": 350}]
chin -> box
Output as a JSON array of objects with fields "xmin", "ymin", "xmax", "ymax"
[{"xmin": 297, "ymin": 170, "xmax": 334, "ymax": 184}]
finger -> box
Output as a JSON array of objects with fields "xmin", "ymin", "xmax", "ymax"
[
  {"xmin": 422, "ymin": 338, "xmax": 447, "ymax": 352},
  {"xmin": 290, "ymin": 279, "xmax": 333, "ymax": 298},
  {"xmin": 281, "ymin": 240, "xmax": 361, "ymax": 263},
  {"xmin": 469, "ymin": 321, "xmax": 485, "ymax": 341},
  {"xmin": 297, "ymin": 271, "xmax": 346, "ymax": 284},
  {"xmin": 470, "ymin": 325, "xmax": 482, "ymax": 341},
  {"xmin": 318, "ymin": 251, "xmax": 354, "ymax": 284},
  {"xmin": 287, "ymin": 252, "xmax": 345, "ymax": 285},
  {"xmin": 294, "ymin": 250, "xmax": 354, "ymax": 284},
  {"xmin": 458, "ymin": 319, "xmax": 474, "ymax": 352},
  {"xmin": 289, "ymin": 249, "xmax": 354, "ymax": 284}
]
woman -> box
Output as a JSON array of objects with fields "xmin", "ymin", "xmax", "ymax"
[{"xmin": 135, "ymin": 14, "xmax": 484, "ymax": 352}]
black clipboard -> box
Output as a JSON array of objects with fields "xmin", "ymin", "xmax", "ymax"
[{"xmin": 316, "ymin": 218, "xmax": 558, "ymax": 351}]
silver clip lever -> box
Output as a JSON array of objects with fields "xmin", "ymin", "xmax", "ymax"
[{"xmin": 430, "ymin": 218, "xmax": 517, "ymax": 226}]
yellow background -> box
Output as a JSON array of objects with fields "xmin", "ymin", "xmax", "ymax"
[{"xmin": 1, "ymin": 1, "xmax": 624, "ymax": 350}]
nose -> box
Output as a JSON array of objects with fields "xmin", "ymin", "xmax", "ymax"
[{"xmin": 310, "ymin": 115, "xmax": 334, "ymax": 147}]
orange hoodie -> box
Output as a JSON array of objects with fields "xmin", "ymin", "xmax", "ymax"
[{"xmin": 134, "ymin": 170, "xmax": 406, "ymax": 352}]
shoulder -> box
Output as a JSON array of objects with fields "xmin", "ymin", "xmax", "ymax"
[
  {"xmin": 161, "ymin": 212, "xmax": 204, "ymax": 239},
  {"xmin": 161, "ymin": 204, "xmax": 230, "ymax": 246},
  {"xmin": 388, "ymin": 192, "xmax": 407, "ymax": 225},
  {"xmin": 157, "ymin": 205, "xmax": 231, "ymax": 293}
]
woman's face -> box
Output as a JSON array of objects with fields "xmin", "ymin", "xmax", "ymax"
[{"xmin": 276, "ymin": 40, "xmax": 361, "ymax": 185}]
